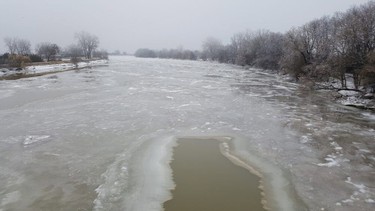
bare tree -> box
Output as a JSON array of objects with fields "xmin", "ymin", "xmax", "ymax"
[
  {"xmin": 4, "ymin": 37, "xmax": 18, "ymax": 54},
  {"xmin": 331, "ymin": 2, "xmax": 375, "ymax": 89},
  {"xmin": 202, "ymin": 37, "xmax": 224, "ymax": 61},
  {"xmin": 36, "ymin": 42, "xmax": 60, "ymax": 61},
  {"xmin": 75, "ymin": 31, "xmax": 99, "ymax": 59},
  {"xmin": 4, "ymin": 37, "xmax": 31, "ymax": 55},
  {"xmin": 17, "ymin": 39, "xmax": 31, "ymax": 55},
  {"xmin": 65, "ymin": 44, "xmax": 83, "ymax": 68}
]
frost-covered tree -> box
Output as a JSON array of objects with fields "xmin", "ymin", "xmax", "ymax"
[
  {"xmin": 65, "ymin": 44, "xmax": 83, "ymax": 67},
  {"xmin": 36, "ymin": 42, "xmax": 60, "ymax": 61},
  {"xmin": 332, "ymin": 2, "xmax": 375, "ymax": 89},
  {"xmin": 75, "ymin": 31, "xmax": 99, "ymax": 59},
  {"xmin": 202, "ymin": 37, "xmax": 224, "ymax": 61}
]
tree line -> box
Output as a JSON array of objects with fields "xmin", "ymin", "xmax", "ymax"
[
  {"xmin": 0, "ymin": 31, "xmax": 108, "ymax": 68},
  {"xmin": 134, "ymin": 48, "xmax": 199, "ymax": 60},
  {"xmin": 202, "ymin": 1, "xmax": 375, "ymax": 90},
  {"xmin": 134, "ymin": 1, "xmax": 375, "ymax": 91}
]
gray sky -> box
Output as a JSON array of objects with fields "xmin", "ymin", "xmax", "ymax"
[{"xmin": 0, "ymin": 0, "xmax": 371, "ymax": 53}]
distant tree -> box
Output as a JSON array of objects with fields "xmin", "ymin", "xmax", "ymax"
[
  {"xmin": 4, "ymin": 37, "xmax": 31, "ymax": 55},
  {"xmin": 228, "ymin": 31, "xmax": 255, "ymax": 65},
  {"xmin": 36, "ymin": 42, "xmax": 60, "ymax": 61},
  {"xmin": 66, "ymin": 44, "xmax": 83, "ymax": 68},
  {"xmin": 93, "ymin": 50, "xmax": 109, "ymax": 59},
  {"xmin": 134, "ymin": 48, "xmax": 157, "ymax": 58},
  {"xmin": 247, "ymin": 30, "xmax": 284, "ymax": 70},
  {"xmin": 16, "ymin": 39, "xmax": 31, "ymax": 55},
  {"xmin": 75, "ymin": 31, "xmax": 99, "ymax": 59},
  {"xmin": 65, "ymin": 44, "xmax": 83, "ymax": 58},
  {"xmin": 29, "ymin": 54, "xmax": 43, "ymax": 63},
  {"xmin": 112, "ymin": 50, "xmax": 121, "ymax": 55},
  {"xmin": 202, "ymin": 37, "xmax": 224, "ymax": 61},
  {"xmin": 4, "ymin": 38, "xmax": 18, "ymax": 54},
  {"xmin": 226, "ymin": 30, "xmax": 283, "ymax": 69},
  {"xmin": 0, "ymin": 53, "xmax": 10, "ymax": 65}
]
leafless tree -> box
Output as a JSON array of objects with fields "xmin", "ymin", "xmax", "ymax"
[
  {"xmin": 36, "ymin": 42, "xmax": 60, "ymax": 61},
  {"xmin": 4, "ymin": 37, "xmax": 18, "ymax": 54},
  {"xmin": 75, "ymin": 31, "xmax": 99, "ymax": 59},
  {"xmin": 17, "ymin": 39, "xmax": 31, "ymax": 55},
  {"xmin": 331, "ymin": 2, "xmax": 375, "ymax": 88},
  {"xmin": 202, "ymin": 37, "xmax": 224, "ymax": 61},
  {"xmin": 4, "ymin": 37, "xmax": 31, "ymax": 55},
  {"xmin": 66, "ymin": 44, "xmax": 83, "ymax": 68}
]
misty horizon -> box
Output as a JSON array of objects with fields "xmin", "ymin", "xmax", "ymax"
[{"xmin": 0, "ymin": 0, "xmax": 371, "ymax": 54}]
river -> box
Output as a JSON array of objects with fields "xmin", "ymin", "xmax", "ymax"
[{"xmin": 0, "ymin": 56, "xmax": 374, "ymax": 211}]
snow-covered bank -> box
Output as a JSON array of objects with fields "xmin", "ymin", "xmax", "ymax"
[
  {"xmin": 336, "ymin": 90, "xmax": 375, "ymax": 110},
  {"xmin": 0, "ymin": 59, "xmax": 109, "ymax": 80},
  {"xmin": 315, "ymin": 75, "xmax": 375, "ymax": 110}
]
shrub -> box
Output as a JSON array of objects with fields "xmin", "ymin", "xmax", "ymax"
[
  {"xmin": 29, "ymin": 54, "xmax": 43, "ymax": 62},
  {"xmin": 70, "ymin": 57, "xmax": 81, "ymax": 68},
  {"xmin": 8, "ymin": 55, "xmax": 31, "ymax": 68},
  {"xmin": 0, "ymin": 53, "xmax": 10, "ymax": 65}
]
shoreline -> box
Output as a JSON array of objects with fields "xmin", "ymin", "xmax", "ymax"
[{"xmin": 0, "ymin": 59, "xmax": 109, "ymax": 80}]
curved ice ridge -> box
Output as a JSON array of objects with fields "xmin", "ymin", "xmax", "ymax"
[
  {"xmin": 94, "ymin": 135, "xmax": 176, "ymax": 211},
  {"xmin": 94, "ymin": 134, "xmax": 306, "ymax": 211}
]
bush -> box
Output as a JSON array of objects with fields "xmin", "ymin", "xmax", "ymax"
[
  {"xmin": 29, "ymin": 54, "xmax": 43, "ymax": 62},
  {"xmin": 93, "ymin": 50, "xmax": 109, "ymax": 59},
  {"xmin": 134, "ymin": 48, "xmax": 157, "ymax": 58},
  {"xmin": 0, "ymin": 53, "xmax": 10, "ymax": 65},
  {"xmin": 70, "ymin": 57, "xmax": 82, "ymax": 68},
  {"xmin": 8, "ymin": 55, "xmax": 31, "ymax": 68}
]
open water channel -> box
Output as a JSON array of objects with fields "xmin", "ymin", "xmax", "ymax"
[{"xmin": 0, "ymin": 56, "xmax": 374, "ymax": 211}]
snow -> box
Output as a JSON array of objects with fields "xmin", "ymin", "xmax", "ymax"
[
  {"xmin": 0, "ymin": 60, "xmax": 108, "ymax": 79},
  {"xmin": 338, "ymin": 90, "xmax": 361, "ymax": 97},
  {"xmin": 25, "ymin": 60, "xmax": 108, "ymax": 74},
  {"xmin": 316, "ymin": 74, "xmax": 374, "ymax": 109},
  {"xmin": 337, "ymin": 96, "xmax": 374, "ymax": 108}
]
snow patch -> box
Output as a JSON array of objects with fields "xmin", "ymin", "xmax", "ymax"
[
  {"xmin": 338, "ymin": 90, "xmax": 361, "ymax": 97},
  {"xmin": 1, "ymin": 60, "xmax": 109, "ymax": 79}
]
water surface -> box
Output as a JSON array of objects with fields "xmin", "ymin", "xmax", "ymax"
[{"xmin": 0, "ymin": 56, "xmax": 373, "ymax": 211}]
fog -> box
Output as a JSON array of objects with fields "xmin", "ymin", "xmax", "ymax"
[{"xmin": 0, "ymin": 0, "xmax": 370, "ymax": 53}]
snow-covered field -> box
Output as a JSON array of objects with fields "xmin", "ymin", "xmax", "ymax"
[{"xmin": 0, "ymin": 59, "xmax": 109, "ymax": 78}]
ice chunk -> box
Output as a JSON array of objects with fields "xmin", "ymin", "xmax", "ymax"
[{"xmin": 22, "ymin": 135, "xmax": 51, "ymax": 146}]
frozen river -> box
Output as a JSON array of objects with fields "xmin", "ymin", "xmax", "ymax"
[{"xmin": 0, "ymin": 56, "xmax": 374, "ymax": 211}]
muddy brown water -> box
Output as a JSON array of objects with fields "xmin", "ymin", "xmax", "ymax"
[{"xmin": 164, "ymin": 138, "xmax": 266, "ymax": 211}]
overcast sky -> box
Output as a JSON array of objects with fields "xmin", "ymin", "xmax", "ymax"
[{"xmin": 0, "ymin": 0, "xmax": 371, "ymax": 53}]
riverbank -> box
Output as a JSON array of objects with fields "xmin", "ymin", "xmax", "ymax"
[
  {"xmin": 0, "ymin": 59, "xmax": 109, "ymax": 80},
  {"xmin": 312, "ymin": 75, "xmax": 375, "ymax": 110}
]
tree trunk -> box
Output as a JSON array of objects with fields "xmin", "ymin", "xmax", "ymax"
[{"xmin": 340, "ymin": 72, "xmax": 347, "ymax": 89}]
